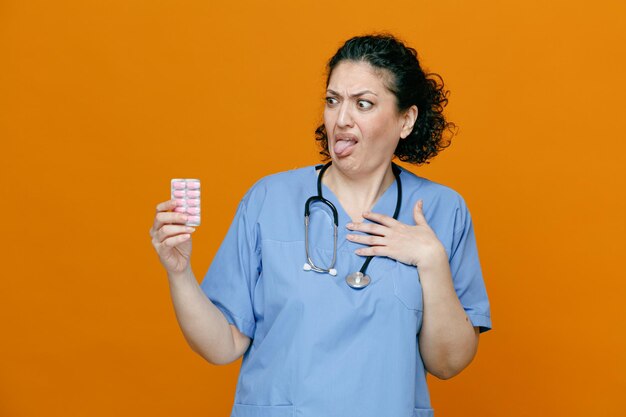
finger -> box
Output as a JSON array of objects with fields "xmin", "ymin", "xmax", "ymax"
[
  {"xmin": 152, "ymin": 200, "xmax": 183, "ymax": 234},
  {"xmin": 346, "ymin": 221, "xmax": 388, "ymax": 236},
  {"xmin": 413, "ymin": 200, "xmax": 427, "ymax": 225},
  {"xmin": 156, "ymin": 199, "xmax": 177, "ymax": 212},
  {"xmin": 157, "ymin": 225, "xmax": 196, "ymax": 244},
  {"xmin": 161, "ymin": 233, "xmax": 191, "ymax": 248},
  {"xmin": 346, "ymin": 233, "xmax": 386, "ymax": 246},
  {"xmin": 362, "ymin": 211, "xmax": 398, "ymax": 227},
  {"xmin": 354, "ymin": 245, "xmax": 388, "ymax": 257},
  {"xmin": 153, "ymin": 212, "xmax": 189, "ymax": 232}
]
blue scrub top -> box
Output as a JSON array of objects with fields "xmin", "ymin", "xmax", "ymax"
[{"xmin": 200, "ymin": 165, "xmax": 492, "ymax": 417}]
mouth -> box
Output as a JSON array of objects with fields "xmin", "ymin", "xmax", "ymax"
[{"xmin": 333, "ymin": 134, "xmax": 358, "ymax": 157}]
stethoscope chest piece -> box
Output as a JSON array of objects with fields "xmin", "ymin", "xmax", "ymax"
[{"xmin": 346, "ymin": 272, "xmax": 370, "ymax": 289}]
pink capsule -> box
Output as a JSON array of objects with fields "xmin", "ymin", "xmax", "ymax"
[
  {"xmin": 187, "ymin": 216, "xmax": 201, "ymax": 225},
  {"xmin": 173, "ymin": 190, "xmax": 186, "ymax": 198},
  {"xmin": 186, "ymin": 198, "xmax": 200, "ymax": 207},
  {"xmin": 186, "ymin": 181, "xmax": 200, "ymax": 190},
  {"xmin": 174, "ymin": 207, "xmax": 186, "ymax": 213},
  {"xmin": 172, "ymin": 181, "xmax": 186, "ymax": 189},
  {"xmin": 186, "ymin": 190, "xmax": 200, "ymax": 198},
  {"xmin": 175, "ymin": 199, "xmax": 186, "ymax": 206},
  {"xmin": 186, "ymin": 207, "xmax": 200, "ymax": 215}
]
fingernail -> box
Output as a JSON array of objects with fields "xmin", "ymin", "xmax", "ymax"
[
  {"xmin": 346, "ymin": 223, "xmax": 354, "ymax": 228},
  {"xmin": 186, "ymin": 227, "xmax": 195, "ymax": 232}
]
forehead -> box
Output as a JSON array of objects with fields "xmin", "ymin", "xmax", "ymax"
[{"xmin": 327, "ymin": 60, "xmax": 395, "ymax": 94}]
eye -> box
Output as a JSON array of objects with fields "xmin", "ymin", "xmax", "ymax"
[
  {"xmin": 325, "ymin": 96, "xmax": 338, "ymax": 106},
  {"xmin": 357, "ymin": 100, "xmax": 373, "ymax": 110}
]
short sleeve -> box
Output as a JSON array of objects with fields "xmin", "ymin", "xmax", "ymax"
[
  {"xmin": 199, "ymin": 197, "xmax": 261, "ymax": 339},
  {"xmin": 449, "ymin": 200, "xmax": 492, "ymax": 333}
]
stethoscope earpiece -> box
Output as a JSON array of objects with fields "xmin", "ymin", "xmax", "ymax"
[
  {"xmin": 303, "ymin": 162, "xmax": 402, "ymax": 289},
  {"xmin": 303, "ymin": 262, "xmax": 336, "ymax": 275}
]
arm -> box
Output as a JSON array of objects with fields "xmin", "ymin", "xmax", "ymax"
[
  {"xmin": 151, "ymin": 199, "xmax": 250, "ymax": 365},
  {"xmin": 168, "ymin": 266, "xmax": 251, "ymax": 365},
  {"xmin": 417, "ymin": 251, "xmax": 479, "ymax": 379}
]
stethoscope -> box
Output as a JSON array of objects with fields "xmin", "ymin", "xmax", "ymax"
[{"xmin": 303, "ymin": 161, "xmax": 403, "ymax": 289}]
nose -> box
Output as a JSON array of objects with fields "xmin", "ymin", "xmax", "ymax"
[{"xmin": 336, "ymin": 101, "xmax": 354, "ymax": 128}]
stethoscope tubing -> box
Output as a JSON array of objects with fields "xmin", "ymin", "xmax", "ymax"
[
  {"xmin": 304, "ymin": 198, "xmax": 338, "ymax": 273},
  {"xmin": 304, "ymin": 161, "xmax": 403, "ymax": 281}
]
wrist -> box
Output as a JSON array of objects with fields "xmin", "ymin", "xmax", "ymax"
[
  {"xmin": 416, "ymin": 244, "xmax": 448, "ymax": 272},
  {"xmin": 167, "ymin": 265, "xmax": 194, "ymax": 283}
]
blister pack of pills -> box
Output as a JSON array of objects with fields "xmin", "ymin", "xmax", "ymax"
[{"xmin": 171, "ymin": 179, "xmax": 201, "ymax": 226}]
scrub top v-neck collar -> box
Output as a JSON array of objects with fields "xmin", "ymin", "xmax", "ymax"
[{"xmin": 311, "ymin": 164, "xmax": 402, "ymax": 252}]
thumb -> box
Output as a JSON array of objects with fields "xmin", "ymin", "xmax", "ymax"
[{"xmin": 413, "ymin": 200, "xmax": 427, "ymax": 225}]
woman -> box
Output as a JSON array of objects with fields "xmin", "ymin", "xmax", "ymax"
[{"xmin": 150, "ymin": 34, "xmax": 492, "ymax": 417}]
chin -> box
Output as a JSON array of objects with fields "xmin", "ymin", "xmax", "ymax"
[{"xmin": 330, "ymin": 157, "xmax": 362, "ymax": 172}]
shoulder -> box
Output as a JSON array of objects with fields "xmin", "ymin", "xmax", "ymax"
[
  {"xmin": 250, "ymin": 165, "xmax": 314, "ymax": 190},
  {"xmin": 397, "ymin": 165, "xmax": 472, "ymax": 238},
  {"xmin": 398, "ymin": 165, "xmax": 468, "ymax": 210},
  {"xmin": 239, "ymin": 165, "xmax": 315, "ymax": 209}
]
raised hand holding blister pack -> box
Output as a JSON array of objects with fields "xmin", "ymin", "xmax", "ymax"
[{"xmin": 149, "ymin": 178, "xmax": 201, "ymax": 275}]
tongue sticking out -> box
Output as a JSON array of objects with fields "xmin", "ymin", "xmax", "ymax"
[{"xmin": 333, "ymin": 139, "xmax": 356, "ymax": 157}]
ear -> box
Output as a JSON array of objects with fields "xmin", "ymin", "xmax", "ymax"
[{"xmin": 399, "ymin": 105, "xmax": 418, "ymax": 139}]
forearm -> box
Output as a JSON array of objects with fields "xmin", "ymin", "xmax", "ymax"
[
  {"xmin": 417, "ymin": 249, "xmax": 478, "ymax": 379},
  {"xmin": 167, "ymin": 267, "xmax": 246, "ymax": 365}
]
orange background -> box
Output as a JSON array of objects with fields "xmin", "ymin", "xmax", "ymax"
[{"xmin": 1, "ymin": 0, "xmax": 625, "ymax": 416}]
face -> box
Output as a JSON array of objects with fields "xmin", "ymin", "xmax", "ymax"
[{"xmin": 324, "ymin": 60, "xmax": 416, "ymax": 175}]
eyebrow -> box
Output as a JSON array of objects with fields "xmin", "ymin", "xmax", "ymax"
[{"xmin": 326, "ymin": 89, "xmax": 378, "ymax": 98}]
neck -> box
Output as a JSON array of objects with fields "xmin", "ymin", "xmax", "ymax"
[{"xmin": 323, "ymin": 162, "xmax": 396, "ymax": 222}]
